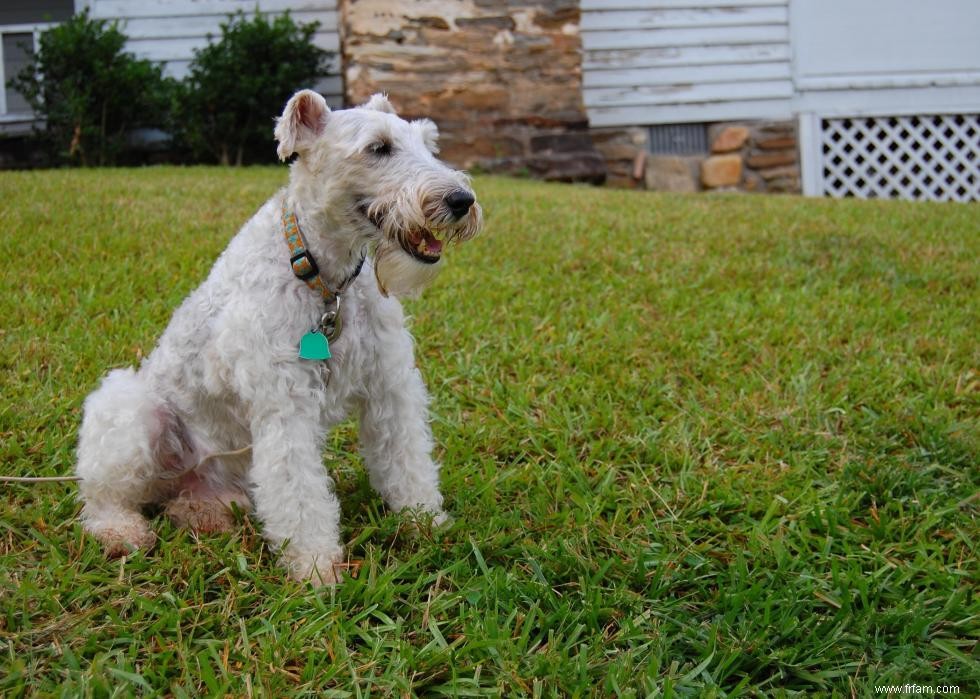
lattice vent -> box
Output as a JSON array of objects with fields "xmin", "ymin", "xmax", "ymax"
[{"xmin": 820, "ymin": 114, "xmax": 979, "ymax": 202}]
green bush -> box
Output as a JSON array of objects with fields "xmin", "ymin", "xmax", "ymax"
[
  {"xmin": 11, "ymin": 9, "xmax": 175, "ymax": 166},
  {"xmin": 176, "ymin": 11, "xmax": 333, "ymax": 165}
]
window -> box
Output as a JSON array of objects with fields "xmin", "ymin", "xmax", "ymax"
[{"xmin": 3, "ymin": 32, "xmax": 34, "ymax": 114}]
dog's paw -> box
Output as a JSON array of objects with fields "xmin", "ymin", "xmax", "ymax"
[
  {"xmin": 86, "ymin": 517, "xmax": 157, "ymax": 558},
  {"xmin": 397, "ymin": 507, "xmax": 453, "ymax": 536},
  {"xmin": 164, "ymin": 495, "xmax": 247, "ymax": 534},
  {"xmin": 284, "ymin": 548, "xmax": 348, "ymax": 587},
  {"xmin": 431, "ymin": 510, "xmax": 453, "ymax": 528}
]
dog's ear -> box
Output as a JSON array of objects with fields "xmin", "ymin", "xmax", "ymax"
[
  {"xmin": 412, "ymin": 118, "xmax": 440, "ymax": 154},
  {"xmin": 363, "ymin": 93, "xmax": 397, "ymax": 115},
  {"xmin": 275, "ymin": 90, "xmax": 330, "ymax": 161}
]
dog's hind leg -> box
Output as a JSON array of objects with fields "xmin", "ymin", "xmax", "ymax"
[{"xmin": 75, "ymin": 368, "xmax": 192, "ymax": 556}]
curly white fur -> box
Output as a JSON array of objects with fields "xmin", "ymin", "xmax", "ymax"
[{"xmin": 75, "ymin": 91, "xmax": 482, "ymax": 585}]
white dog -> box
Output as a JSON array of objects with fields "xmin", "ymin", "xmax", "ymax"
[{"xmin": 75, "ymin": 90, "xmax": 482, "ymax": 585}]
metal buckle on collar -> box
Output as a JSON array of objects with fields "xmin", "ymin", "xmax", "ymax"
[
  {"xmin": 290, "ymin": 251, "xmax": 319, "ymax": 281},
  {"xmin": 319, "ymin": 295, "xmax": 342, "ymax": 341}
]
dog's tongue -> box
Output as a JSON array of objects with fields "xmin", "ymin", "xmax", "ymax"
[
  {"xmin": 409, "ymin": 230, "xmax": 443, "ymax": 257},
  {"xmin": 423, "ymin": 231, "xmax": 443, "ymax": 256}
]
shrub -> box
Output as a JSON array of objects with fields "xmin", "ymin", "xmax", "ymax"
[
  {"xmin": 176, "ymin": 11, "xmax": 333, "ymax": 165},
  {"xmin": 11, "ymin": 9, "xmax": 175, "ymax": 166}
]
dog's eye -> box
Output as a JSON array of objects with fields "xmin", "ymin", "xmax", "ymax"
[{"xmin": 369, "ymin": 141, "xmax": 392, "ymax": 157}]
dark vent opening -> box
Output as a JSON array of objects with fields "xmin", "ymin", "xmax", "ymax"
[{"xmin": 648, "ymin": 123, "xmax": 707, "ymax": 155}]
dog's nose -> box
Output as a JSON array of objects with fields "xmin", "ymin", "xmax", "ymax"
[{"xmin": 445, "ymin": 190, "xmax": 475, "ymax": 220}]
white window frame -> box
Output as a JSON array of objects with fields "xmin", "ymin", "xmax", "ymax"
[{"xmin": 0, "ymin": 22, "xmax": 57, "ymax": 120}]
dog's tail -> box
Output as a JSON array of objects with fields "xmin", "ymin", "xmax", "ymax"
[{"xmin": 75, "ymin": 368, "xmax": 195, "ymax": 509}]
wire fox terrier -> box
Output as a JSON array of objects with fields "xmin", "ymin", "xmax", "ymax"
[{"xmin": 75, "ymin": 90, "xmax": 482, "ymax": 585}]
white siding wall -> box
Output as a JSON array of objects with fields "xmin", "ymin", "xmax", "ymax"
[
  {"xmin": 790, "ymin": 0, "xmax": 980, "ymax": 117},
  {"xmin": 581, "ymin": 0, "xmax": 793, "ymax": 127},
  {"xmin": 80, "ymin": 0, "xmax": 343, "ymax": 107}
]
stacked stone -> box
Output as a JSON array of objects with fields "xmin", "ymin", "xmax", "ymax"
[
  {"xmin": 743, "ymin": 122, "xmax": 800, "ymax": 193},
  {"xmin": 593, "ymin": 119, "xmax": 802, "ymax": 194},
  {"xmin": 702, "ymin": 121, "xmax": 800, "ymax": 193},
  {"xmin": 340, "ymin": 0, "xmax": 605, "ymax": 183},
  {"xmin": 646, "ymin": 153, "xmax": 702, "ymax": 193},
  {"xmin": 589, "ymin": 126, "xmax": 649, "ymax": 188}
]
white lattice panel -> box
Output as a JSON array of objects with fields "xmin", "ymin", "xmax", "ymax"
[{"xmin": 819, "ymin": 114, "xmax": 979, "ymax": 201}]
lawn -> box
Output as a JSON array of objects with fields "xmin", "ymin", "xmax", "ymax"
[{"xmin": 0, "ymin": 167, "xmax": 977, "ymax": 697}]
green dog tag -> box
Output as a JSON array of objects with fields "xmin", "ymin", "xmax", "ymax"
[{"xmin": 299, "ymin": 331, "xmax": 331, "ymax": 360}]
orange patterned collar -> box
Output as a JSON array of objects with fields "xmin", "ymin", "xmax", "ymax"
[{"xmin": 281, "ymin": 203, "xmax": 365, "ymax": 304}]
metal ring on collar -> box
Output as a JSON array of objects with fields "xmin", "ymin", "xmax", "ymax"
[{"xmin": 320, "ymin": 295, "xmax": 342, "ymax": 341}]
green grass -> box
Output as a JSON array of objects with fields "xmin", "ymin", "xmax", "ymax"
[{"xmin": 1, "ymin": 167, "xmax": 978, "ymax": 697}]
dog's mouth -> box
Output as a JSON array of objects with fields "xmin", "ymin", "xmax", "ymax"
[
  {"xmin": 400, "ymin": 229, "xmax": 444, "ymax": 264},
  {"xmin": 358, "ymin": 203, "xmax": 445, "ymax": 264}
]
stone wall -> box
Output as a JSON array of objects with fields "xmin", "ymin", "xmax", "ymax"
[
  {"xmin": 591, "ymin": 120, "xmax": 801, "ymax": 194},
  {"xmin": 340, "ymin": 0, "xmax": 605, "ymax": 183},
  {"xmin": 590, "ymin": 126, "xmax": 650, "ymax": 189}
]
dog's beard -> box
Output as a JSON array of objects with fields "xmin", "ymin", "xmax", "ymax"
[
  {"xmin": 373, "ymin": 240, "xmax": 444, "ymax": 298},
  {"xmin": 365, "ymin": 195, "xmax": 481, "ymax": 298}
]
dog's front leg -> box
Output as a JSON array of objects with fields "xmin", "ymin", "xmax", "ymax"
[
  {"xmin": 248, "ymin": 407, "xmax": 345, "ymax": 585},
  {"xmin": 358, "ymin": 327, "xmax": 447, "ymax": 524}
]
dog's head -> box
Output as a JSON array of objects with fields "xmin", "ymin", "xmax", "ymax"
[{"xmin": 274, "ymin": 89, "xmax": 482, "ymax": 297}]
